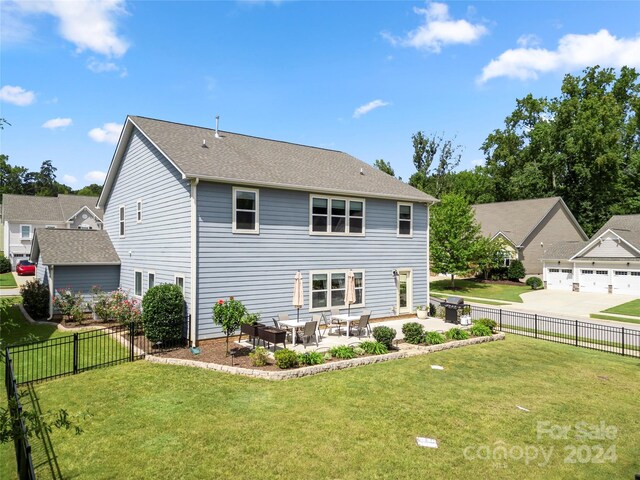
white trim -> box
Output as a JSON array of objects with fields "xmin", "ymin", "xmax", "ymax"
[
  {"xmin": 308, "ymin": 269, "xmax": 365, "ymax": 312},
  {"xmin": 174, "ymin": 273, "xmax": 185, "ymax": 293},
  {"xmin": 571, "ymin": 229, "xmax": 640, "ymax": 259},
  {"xmin": 397, "ymin": 202, "xmax": 413, "ymax": 237},
  {"xmin": 518, "ymin": 197, "xmax": 588, "ymax": 247},
  {"xmin": 133, "ymin": 269, "xmax": 143, "ymax": 298},
  {"xmin": 232, "ymin": 186, "xmax": 260, "ymax": 234},
  {"xmin": 147, "ymin": 270, "xmax": 156, "ymax": 292},
  {"xmin": 66, "ymin": 206, "xmax": 102, "ymax": 223},
  {"xmin": 119, "ymin": 205, "xmax": 126, "ymax": 237},
  {"xmin": 20, "ymin": 224, "xmax": 32, "ymax": 240},
  {"xmin": 395, "ymin": 268, "xmax": 413, "ymax": 314},
  {"xmin": 48, "ymin": 265, "xmax": 55, "ymax": 320},
  {"xmin": 190, "ymin": 178, "xmax": 199, "ymax": 346},
  {"xmin": 136, "ymin": 199, "xmax": 143, "ymax": 223},
  {"xmin": 426, "ymin": 205, "xmax": 430, "ymax": 303},
  {"xmin": 308, "ymin": 195, "xmax": 366, "ymax": 236}
]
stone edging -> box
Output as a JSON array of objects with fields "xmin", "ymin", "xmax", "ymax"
[
  {"xmin": 145, "ymin": 333, "xmax": 505, "ymax": 381},
  {"xmin": 17, "ymin": 304, "xmax": 102, "ymax": 332}
]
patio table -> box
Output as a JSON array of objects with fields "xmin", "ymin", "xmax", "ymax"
[
  {"xmin": 332, "ymin": 314, "xmax": 361, "ymax": 338},
  {"xmin": 279, "ymin": 319, "xmax": 312, "ymax": 346}
]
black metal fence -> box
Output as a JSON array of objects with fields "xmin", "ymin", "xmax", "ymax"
[
  {"xmin": 471, "ymin": 305, "xmax": 640, "ymax": 358},
  {"xmin": 4, "ymin": 347, "xmax": 36, "ymax": 480},
  {"xmin": 7, "ymin": 318, "xmax": 189, "ymax": 385}
]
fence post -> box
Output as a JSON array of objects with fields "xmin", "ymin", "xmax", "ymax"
[
  {"xmin": 73, "ymin": 333, "xmax": 79, "ymax": 375},
  {"xmin": 575, "ymin": 321, "xmax": 578, "ymax": 347},
  {"xmin": 621, "ymin": 327, "xmax": 625, "ymax": 356},
  {"xmin": 534, "ymin": 314, "xmax": 538, "ymax": 339},
  {"xmin": 129, "ymin": 322, "xmax": 135, "ymax": 362},
  {"xmin": 499, "ymin": 309, "xmax": 502, "ymax": 331}
]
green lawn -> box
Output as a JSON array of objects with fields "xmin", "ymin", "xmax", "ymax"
[
  {"xmin": 1, "ymin": 335, "xmax": 638, "ymax": 479},
  {"xmin": 430, "ymin": 292, "xmax": 510, "ymax": 306},
  {"xmin": 602, "ymin": 299, "xmax": 640, "ymax": 318},
  {"xmin": 431, "ymin": 279, "xmax": 530, "ymax": 303},
  {"xmin": 0, "ymin": 272, "xmax": 17, "ymax": 289}
]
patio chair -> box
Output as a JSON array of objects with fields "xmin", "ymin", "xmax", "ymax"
[
  {"xmin": 273, "ymin": 317, "xmax": 294, "ymax": 342},
  {"xmin": 313, "ymin": 314, "xmax": 325, "ymax": 340},
  {"xmin": 301, "ymin": 319, "xmax": 319, "ymax": 349},
  {"xmin": 328, "ymin": 307, "xmax": 343, "ymax": 335},
  {"xmin": 349, "ymin": 313, "xmax": 371, "ymax": 339}
]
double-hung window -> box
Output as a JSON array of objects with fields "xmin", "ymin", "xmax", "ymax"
[
  {"xmin": 233, "ymin": 187, "xmax": 259, "ymax": 233},
  {"xmin": 148, "ymin": 272, "xmax": 155, "ymax": 291},
  {"xmin": 310, "ymin": 196, "xmax": 364, "ymax": 235},
  {"xmin": 136, "ymin": 200, "xmax": 143, "ymax": 223},
  {"xmin": 397, "ymin": 203, "xmax": 412, "ymax": 236},
  {"xmin": 310, "ymin": 270, "xmax": 365, "ymax": 311},
  {"xmin": 134, "ymin": 270, "xmax": 143, "ymax": 297},
  {"xmin": 175, "ymin": 275, "xmax": 185, "ymax": 293},
  {"xmin": 20, "ymin": 225, "xmax": 32, "ymax": 240},
  {"xmin": 119, "ymin": 206, "xmax": 125, "ymax": 237}
]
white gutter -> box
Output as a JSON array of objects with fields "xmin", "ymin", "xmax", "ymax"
[
  {"xmin": 190, "ymin": 178, "xmax": 199, "ymax": 346},
  {"xmin": 48, "ymin": 265, "xmax": 55, "ymax": 320}
]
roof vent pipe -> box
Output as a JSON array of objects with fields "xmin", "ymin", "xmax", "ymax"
[{"xmin": 215, "ymin": 115, "xmax": 220, "ymax": 138}]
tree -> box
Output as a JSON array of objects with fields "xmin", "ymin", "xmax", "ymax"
[
  {"xmin": 373, "ymin": 159, "xmax": 395, "ymax": 176},
  {"xmin": 75, "ymin": 184, "xmax": 102, "ymax": 196},
  {"xmin": 473, "ymin": 236, "xmax": 507, "ymax": 280},
  {"xmin": 212, "ymin": 297, "xmax": 251, "ymax": 354},
  {"xmin": 409, "ymin": 132, "xmax": 463, "ymax": 198},
  {"xmin": 430, "ymin": 194, "xmax": 481, "ymax": 288}
]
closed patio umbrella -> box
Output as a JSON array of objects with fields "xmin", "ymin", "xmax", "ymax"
[
  {"xmin": 292, "ymin": 271, "xmax": 304, "ymax": 322},
  {"xmin": 345, "ymin": 270, "xmax": 356, "ymax": 315}
]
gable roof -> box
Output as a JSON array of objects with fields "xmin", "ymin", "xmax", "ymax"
[
  {"xmin": 1, "ymin": 194, "xmax": 101, "ymax": 223},
  {"xmin": 591, "ymin": 214, "xmax": 640, "ymax": 252},
  {"xmin": 472, "ymin": 197, "xmax": 587, "ymax": 246},
  {"xmin": 31, "ymin": 229, "xmax": 120, "ymax": 266},
  {"xmin": 98, "ymin": 116, "xmax": 437, "ymax": 207}
]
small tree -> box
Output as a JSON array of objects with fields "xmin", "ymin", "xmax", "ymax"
[
  {"xmin": 212, "ymin": 297, "xmax": 251, "ymax": 355},
  {"xmin": 430, "ymin": 194, "xmax": 481, "ymax": 288},
  {"xmin": 21, "ymin": 279, "xmax": 50, "ymax": 320},
  {"xmin": 0, "ymin": 255, "xmax": 11, "ymax": 274},
  {"xmin": 507, "ymin": 260, "xmax": 526, "ymax": 281},
  {"xmin": 142, "ymin": 284, "xmax": 185, "ymax": 344},
  {"xmin": 473, "ymin": 236, "xmax": 507, "ymax": 280}
]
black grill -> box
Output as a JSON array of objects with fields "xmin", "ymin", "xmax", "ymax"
[{"xmin": 442, "ymin": 296, "xmax": 465, "ymax": 323}]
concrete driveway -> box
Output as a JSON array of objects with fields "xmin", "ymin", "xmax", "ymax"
[{"xmin": 506, "ymin": 289, "xmax": 638, "ymax": 321}]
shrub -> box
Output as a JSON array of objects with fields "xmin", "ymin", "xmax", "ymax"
[
  {"xmin": 274, "ymin": 349, "xmax": 299, "ymax": 369},
  {"xmin": 359, "ymin": 341, "xmax": 388, "ymax": 355},
  {"xmin": 473, "ymin": 318, "xmax": 497, "ymax": 333},
  {"xmin": 526, "ymin": 276, "xmax": 543, "ymax": 290},
  {"xmin": 469, "ymin": 323, "xmax": 493, "ymax": 337},
  {"xmin": 91, "ymin": 290, "xmax": 111, "ymax": 322},
  {"xmin": 54, "ymin": 288, "xmax": 85, "ymax": 323},
  {"xmin": 423, "ymin": 331, "xmax": 445, "ymax": 345},
  {"xmin": 507, "ymin": 260, "xmax": 526, "ymax": 281},
  {"xmin": 249, "ymin": 346, "xmax": 270, "ymax": 367},
  {"xmin": 435, "ymin": 305, "xmax": 445, "ymax": 319},
  {"xmin": 428, "ymin": 303, "xmax": 436, "ymax": 316},
  {"xmin": 489, "ymin": 266, "xmax": 508, "ymax": 281},
  {"xmin": 109, "ymin": 289, "xmax": 142, "ymax": 326},
  {"xmin": 402, "ymin": 322, "xmax": 424, "ymax": 344},
  {"xmin": 445, "ymin": 327, "xmax": 470, "ymax": 341},
  {"xmin": 21, "ymin": 279, "xmax": 49, "ymax": 320},
  {"xmin": 0, "ymin": 255, "xmax": 11, "ymax": 274},
  {"xmin": 322, "ymin": 352, "xmax": 333, "ymax": 361},
  {"xmin": 213, "ymin": 297, "xmax": 250, "ymax": 354},
  {"xmin": 329, "ymin": 345, "xmax": 356, "ymax": 359},
  {"xmin": 297, "ymin": 351, "xmax": 324, "ymax": 365},
  {"xmin": 142, "ymin": 284, "xmax": 185, "ymax": 344},
  {"xmin": 353, "ymin": 347, "xmax": 365, "ymax": 356},
  {"xmin": 372, "ymin": 326, "xmax": 396, "ymax": 349}
]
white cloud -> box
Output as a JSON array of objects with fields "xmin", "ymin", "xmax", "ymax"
[
  {"xmin": 85, "ymin": 171, "xmax": 107, "ymax": 182},
  {"xmin": 88, "ymin": 122, "xmax": 123, "ymax": 144},
  {"xmin": 42, "ymin": 117, "xmax": 72, "ymax": 129},
  {"xmin": 353, "ymin": 99, "xmax": 390, "ymax": 119},
  {"xmin": 383, "ymin": 2, "xmax": 488, "ymax": 53},
  {"xmin": 63, "ymin": 174, "xmax": 77, "ymax": 184},
  {"xmin": 0, "ymin": 85, "xmax": 35, "ymax": 106},
  {"xmin": 87, "ymin": 58, "xmax": 119, "ymax": 73},
  {"xmin": 517, "ymin": 34, "xmax": 541, "ymax": 48},
  {"xmin": 479, "ymin": 29, "xmax": 640, "ymax": 83},
  {"xmin": 12, "ymin": 0, "xmax": 129, "ymax": 57}
]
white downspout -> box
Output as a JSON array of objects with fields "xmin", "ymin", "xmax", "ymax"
[
  {"xmin": 426, "ymin": 203, "xmax": 430, "ymax": 305},
  {"xmin": 190, "ymin": 178, "xmax": 199, "ymax": 346},
  {"xmin": 48, "ymin": 265, "xmax": 54, "ymax": 320}
]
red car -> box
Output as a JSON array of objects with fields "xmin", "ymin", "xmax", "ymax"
[{"xmin": 16, "ymin": 260, "xmax": 36, "ymax": 276}]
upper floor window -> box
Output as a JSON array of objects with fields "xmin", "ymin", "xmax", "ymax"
[
  {"xmin": 137, "ymin": 200, "xmax": 143, "ymax": 223},
  {"xmin": 310, "ymin": 196, "xmax": 364, "ymax": 235},
  {"xmin": 20, "ymin": 225, "xmax": 32, "ymax": 240},
  {"xmin": 119, "ymin": 206, "xmax": 125, "ymax": 237},
  {"xmin": 397, "ymin": 203, "xmax": 412, "ymax": 236},
  {"xmin": 233, "ymin": 187, "xmax": 259, "ymax": 234}
]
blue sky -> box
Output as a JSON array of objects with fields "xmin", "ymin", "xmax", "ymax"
[{"xmin": 1, "ymin": 1, "xmax": 639, "ymax": 187}]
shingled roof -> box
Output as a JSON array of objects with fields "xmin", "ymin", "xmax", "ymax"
[
  {"xmin": 593, "ymin": 214, "xmax": 640, "ymax": 252},
  {"xmin": 2, "ymin": 194, "xmax": 101, "ymax": 223},
  {"xmin": 99, "ymin": 116, "xmax": 436, "ymax": 206},
  {"xmin": 31, "ymin": 229, "xmax": 120, "ymax": 265}
]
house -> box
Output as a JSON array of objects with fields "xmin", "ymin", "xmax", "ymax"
[
  {"xmin": 31, "ymin": 229, "xmax": 121, "ymax": 318},
  {"xmin": 92, "ymin": 115, "xmax": 436, "ymax": 344},
  {"xmin": 541, "ymin": 214, "xmax": 640, "ymax": 295},
  {"xmin": 472, "ymin": 197, "xmax": 588, "ymax": 275},
  {"xmin": 2, "ymin": 194, "xmax": 102, "ymax": 269}
]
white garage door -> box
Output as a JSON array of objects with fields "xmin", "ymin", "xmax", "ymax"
[
  {"xmin": 612, "ymin": 270, "xmax": 640, "ymax": 295},
  {"xmin": 546, "ymin": 268, "xmax": 573, "ymax": 291},
  {"xmin": 580, "ymin": 269, "xmax": 609, "ymax": 293}
]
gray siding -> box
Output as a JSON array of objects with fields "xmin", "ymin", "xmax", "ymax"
[
  {"xmin": 36, "ymin": 254, "xmax": 48, "ymax": 284},
  {"xmin": 103, "ymin": 129, "xmax": 192, "ymax": 308},
  {"xmin": 53, "ymin": 265, "xmax": 120, "ymax": 303},
  {"xmin": 68, "ymin": 209, "xmax": 102, "ymax": 230},
  {"xmin": 196, "ymin": 183, "xmax": 429, "ymax": 339}
]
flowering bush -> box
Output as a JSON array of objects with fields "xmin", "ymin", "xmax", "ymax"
[
  {"xmin": 54, "ymin": 288, "xmax": 85, "ymax": 323},
  {"xmin": 212, "ymin": 297, "xmax": 252, "ymax": 354},
  {"xmin": 109, "ymin": 289, "xmax": 141, "ymax": 326},
  {"xmin": 90, "ymin": 286, "xmax": 111, "ymax": 321},
  {"xmin": 21, "ymin": 279, "xmax": 49, "ymax": 320}
]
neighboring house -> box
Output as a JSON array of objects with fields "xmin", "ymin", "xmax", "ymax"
[
  {"xmin": 31, "ymin": 229, "xmax": 121, "ymax": 318},
  {"xmin": 96, "ymin": 115, "xmax": 437, "ymax": 344},
  {"xmin": 541, "ymin": 214, "xmax": 640, "ymax": 295},
  {"xmin": 473, "ymin": 197, "xmax": 588, "ymax": 275},
  {"xmin": 2, "ymin": 194, "xmax": 102, "ymax": 269}
]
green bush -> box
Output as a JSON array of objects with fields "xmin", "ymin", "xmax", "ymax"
[
  {"xmin": 473, "ymin": 318, "xmax": 497, "ymax": 333},
  {"xmin": 489, "ymin": 266, "xmax": 508, "ymax": 280},
  {"xmin": 507, "ymin": 260, "xmax": 526, "ymax": 281},
  {"xmin": 329, "ymin": 345, "xmax": 356, "ymax": 359},
  {"xmin": 142, "ymin": 284, "xmax": 185, "ymax": 344},
  {"xmin": 297, "ymin": 351, "xmax": 325, "ymax": 365},
  {"xmin": 526, "ymin": 276, "xmax": 543, "ymax": 290},
  {"xmin": 423, "ymin": 331, "xmax": 445, "ymax": 345},
  {"xmin": 53, "ymin": 288, "xmax": 85, "ymax": 323},
  {"xmin": 428, "ymin": 303, "xmax": 436, "ymax": 316},
  {"xmin": 274, "ymin": 349, "xmax": 299, "ymax": 369},
  {"xmin": 0, "ymin": 255, "xmax": 11, "ymax": 274},
  {"xmin": 402, "ymin": 322, "xmax": 424, "ymax": 344},
  {"xmin": 435, "ymin": 305, "xmax": 445, "ymax": 319},
  {"xmin": 469, "ymin": 323, "xmax": 493, "ymax": 337},
  {"xmin": 372, "ymin": 326, "xmax": 396, "ymax": 349},
  {"xmin": 359, "ymin": 341, "xmax": 388, "ymax": 355},
  {"xmin": 445, "ymin": 327, "xmax": 470, "ymax": 341},
  {"xmin": 21, "ymin": 279, "xmax": 49, "ymax": 320},
  {"xmin": 249, "ymin": 346, "xmax": 270, "ymax": 367}
]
